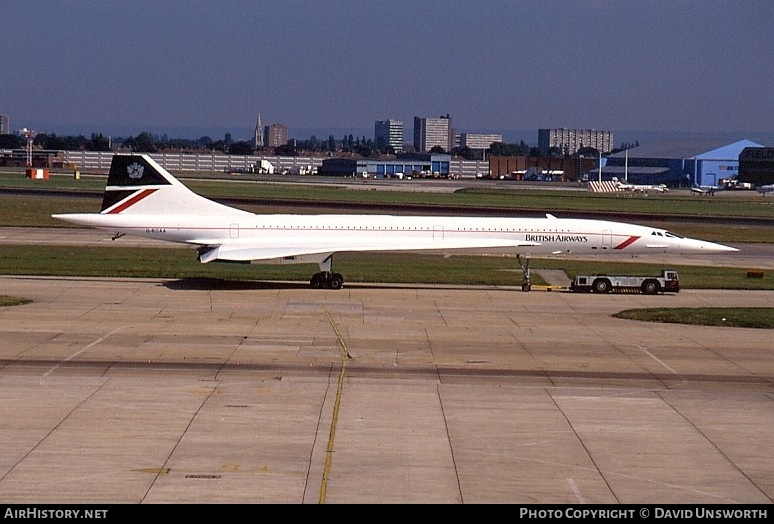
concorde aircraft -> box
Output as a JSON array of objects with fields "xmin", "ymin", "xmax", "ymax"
[{"xmin": 53, "ymin": 154, "xmax": 738, "ymax": 291}]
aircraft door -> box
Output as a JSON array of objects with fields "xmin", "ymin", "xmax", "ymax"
[
  {"xmin": 603, "ymin": 229, "xmax": 612, "ymax": 248},
  {"xmin": 230, "ymin": 223, "xmax": 239, "ymax": 239},
  {"xmin": 433, "ymin": 225, "xmax": 444, "ymax": 241}
]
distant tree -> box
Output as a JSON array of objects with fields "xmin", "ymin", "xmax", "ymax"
[
  {"xmin": 489, "ymin": 142, "xmax": 509, "ymax": 156},
  {"xmin": 33, "ymin": 133, "xmax": 54, "ymax": 149},
  {"xmin": 429, "ymin": 145, "xmax": 446, "ymax": 154},
  {"xmin": 339, "ymin": 134, "xmax": 355, "ymax": 151},
  {"xmin": 228, "ymin": 140, "xmax": 254, "ymax": 155},
  {"xmin": 164, "ymin": 137, "xmax": 198, "ymax": 150},
  {"xmin": 485, "ymin": 141, "xmax": 531, "ymax": 157},
  {"xmin": 576, "ymin": 146, "xmax": 599, "ymax": 157},
  {"xmin": 0, "ymin": 134, "xmax": 25, "ymax": 149},
  {"xmin": 353, "ymin": 143, "xmax": 376, "ymax": 157},
  {"xmin": 224, "ymin": 133, "xmax": 233, "ymax": 147},
  {"xmin": 198, "ymin": 136, "xmax": 213, "ymax": 149},
  {"xmin": 296, "ymin": 135, "xmax": 327, "ymax": 152},
  {"xmin": 452, "ymin": 146, "xmax": 479, "ymax": 160},
  {"xmin": 547, "ymin": 146, "xmax": 563, "ymax": 157},
  {"xmin": 274, "ymin": 143, "xmax": 298, "ymax": 156},
  {"xmin": 327, "ymin": 135, "xmax": 336, "ymax": 152},
  {"xmin": 311, "ymin": 135, "xmax": 323, "ymax": 151},
  {"xmin": 34, "ymin": 133, "xmax": 88, "ymax": 150},
  {"xmin": 86, "ymin": 133, "xmax": 111, "ymax": 151},
  {"xmin": 129, "ymin": 132, "xmax": 157, "ymax": 153}
]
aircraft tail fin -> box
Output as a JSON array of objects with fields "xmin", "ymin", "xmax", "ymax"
[{"xmin": 99, "ymin": 154, "xmax": 248, "ymax": 216}]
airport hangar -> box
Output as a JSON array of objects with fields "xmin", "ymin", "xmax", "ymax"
[
  {"xmin": 597, "ymin": 138, "xmax": 763, "ymax": 188},
  {"xmin": 317, "ymin": 153, "xmax": 452, "ymax": 178},
  {"xmin": 739, "ymin": 146, "xmax": 774, "ymax": 186}
]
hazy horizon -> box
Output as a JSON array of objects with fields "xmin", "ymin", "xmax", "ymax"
[
  {"xmin": 4, "ymin": 1, "xmax": 772, "ymax": 147},
  {"xmin": 9, "ymin": 123, "xmax": 772, "ymax": 150}
]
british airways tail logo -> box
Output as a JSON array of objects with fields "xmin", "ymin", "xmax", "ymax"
[{"xmin": 127, "ymin": 162, "xmax": 144, "ymax": 179}]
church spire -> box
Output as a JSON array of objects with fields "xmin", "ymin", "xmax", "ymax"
[{"xmin": 255, "ymin": 114, "xmax": 264, "ymax": 149}]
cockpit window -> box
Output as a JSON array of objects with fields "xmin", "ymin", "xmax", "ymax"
[{"xmin": 652, "ymin": 230, "xmax": 684, "ymax": 238}]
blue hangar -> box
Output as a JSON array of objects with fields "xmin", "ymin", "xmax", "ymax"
[{"xmin": 603, "ymin": 138, "xmax": 763, "ymax": 188}]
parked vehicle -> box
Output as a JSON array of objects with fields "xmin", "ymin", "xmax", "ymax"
[{"xmin": 570, "ymin": 269, "xmax": 680, "ymax": 294}]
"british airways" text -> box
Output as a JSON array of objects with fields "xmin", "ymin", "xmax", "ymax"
[{"xmin": 525, "ymin": 234, "xmax": 588, "ymax": 243}]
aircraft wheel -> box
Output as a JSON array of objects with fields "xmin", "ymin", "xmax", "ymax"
[
  {"xmin": 327, "ymin": 273, "xmax": 344, "ymax": 290},
  {"xmin": 521, "ymin": 282, "xmax": 531, "ymax": 292},
  {"xmin": 310, "ymin": 273, "xmax": 326, "ymax": 289}
]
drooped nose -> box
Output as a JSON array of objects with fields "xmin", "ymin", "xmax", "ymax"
[{"xmin": 698, "ymin": 240, "xmax": 739, "ymax": 252}]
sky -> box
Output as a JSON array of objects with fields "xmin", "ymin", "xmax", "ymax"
[{"xmin": 2, "ymin": 0, "xmax": 773, "ymax": 145}]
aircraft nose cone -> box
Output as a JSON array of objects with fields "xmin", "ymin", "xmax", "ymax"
[{"xmin": 703, "ymin": 241, "xmax": 738, "ymax": 252}]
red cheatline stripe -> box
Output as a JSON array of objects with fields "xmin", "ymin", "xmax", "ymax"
[
  {"xmin": 614, "ymin": 235, "xmax": 640, "ymax": 250},
  {"xmin": 107, "ymin": 189, "xmax": 158, "ymax": 214}
]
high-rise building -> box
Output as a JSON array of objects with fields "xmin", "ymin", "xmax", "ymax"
[
  {"xmin": 374, "ymin": 119, "xmax": 403, "ymax": 153},
  {"xmin": 0, "ymin": 114, "xmax": 9, "ymax": 135},
  {"xmin": 460, "ymin": 133, "xmax": 503, "ymax": 150},
  {"xmin": 254, "ymin": 114, "xmax": 264, "ymax": 149},
  {"xmin": 264, "ymin": 123, "xmax": 288, "ymax": 149},
  {"xmin": 413, "ymin": 114, "xmax": 452, "ymax": 153},
  {"xmin": 538, "ymin": 128, "xmax": 614, "ymax": 155}
]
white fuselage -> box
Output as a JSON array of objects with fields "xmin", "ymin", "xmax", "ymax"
[{"xmin": 55, "ymin": 211, "xmax": 735, "ymax": 261}]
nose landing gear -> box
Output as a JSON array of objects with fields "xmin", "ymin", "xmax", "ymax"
[{"xmin": 517, "ymin": 253, "xmax": 531, "ymax": 292}]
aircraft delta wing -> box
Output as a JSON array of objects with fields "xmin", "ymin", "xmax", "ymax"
[{"xmin": 53, "ymin": 154, "xmax": 738, "ymax": 291}]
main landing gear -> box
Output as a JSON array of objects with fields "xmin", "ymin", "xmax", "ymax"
[
  {"xmin": 517, "ymin": 253, "xmax": 532, "ymax": 292},
  {"xmin": 310, "ymin": 254, "xmax": 344, "ymax": 290},
  {"xmin": 310, "ymin": 271, "xmax": 344, "ymax": 290}
]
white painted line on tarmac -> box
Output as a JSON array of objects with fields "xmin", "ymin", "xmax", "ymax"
[
  {"xmin": 634, "ymin": 344, "xmax": 677, "ymax": 374},
  {"xmin": 40, "ymin": 326, "xmax": 125, "ymax": 385}
]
